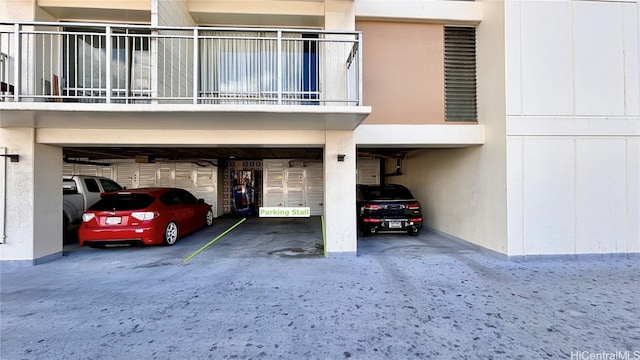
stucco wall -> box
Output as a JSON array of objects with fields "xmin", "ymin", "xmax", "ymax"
[
  {"xmin": 1, "ymin": 129, "xmax": 35, "ymax": 261},
  {"xmin": 155, "ymin": 0, "xmax": 196, "ymax": 100},
  {"xmin": 33, "ymin": 143, "xmax": 62, "ymax": 260},
  {"xmin": 505, "ymin": 0, "xmax": 640, "ymax": 256},
  {"xmin": 0, "ymin": 128, "xmax": 62, "ymax": 262},
  {"xmin": 1, "ymin": 0, "xmax": 36, "ymax": 21},
  {"xmin": 324, "ymin": 130, "xmax": 357, "ymax": 254},
  {"xmin": 357, "ymin": 21, "xmax": 445, "ymax": 124},
  {"xmin": 390, "ymin": 0, "xmax": 508, "ymax": 255},
  {"xmin": 156, "ymin": 0, "xmax": 196, "ymax": 26}
]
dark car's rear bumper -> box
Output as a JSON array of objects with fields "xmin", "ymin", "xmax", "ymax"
[{"xmin": 360, "ymin": 217, "xmax": 423, "ymax": 235}]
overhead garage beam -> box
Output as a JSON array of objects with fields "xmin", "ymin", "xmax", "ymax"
[
  {"xmin": 0, "ymin": 104, "xmax": 371, "ymax": 131},
  {"xmin": 36, "ymin": 129, "xmax": 328, "ymax": 147}
]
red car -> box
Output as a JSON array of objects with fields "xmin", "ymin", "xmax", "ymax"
[{"xmin": 78, "ymin": 188, "xmax": 213, "ymax": 247}]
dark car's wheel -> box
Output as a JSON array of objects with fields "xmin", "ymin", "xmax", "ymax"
[
  {"xmin": 163, "ymin": 221, "xmax": 179, "ymax": 246},
  {"xmin": 205, "ymin": 209, "xmax": 214, "ymax": 227},
  {"xmin": 409, "ymin": 227, "xmax": 422, "ymax": 236}
]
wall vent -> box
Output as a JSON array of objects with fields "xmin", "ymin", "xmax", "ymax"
[{"xmin": 444, "ymin": 26, "xmax": 477, "ymax": 121}]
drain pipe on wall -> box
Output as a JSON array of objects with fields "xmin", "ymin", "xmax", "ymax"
[{"xmin": 1, "ymin": 147, "xmax": 6, "ymax": 244}]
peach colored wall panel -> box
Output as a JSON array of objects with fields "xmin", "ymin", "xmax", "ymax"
[{"xmin": 356, "ymin": 21, "xmax": 445, "ymax": 124}]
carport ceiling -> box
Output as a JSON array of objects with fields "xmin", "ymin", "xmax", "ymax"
[{"xmin": 63, "ymin": 147, "xmax": 414, "ymax": 161}]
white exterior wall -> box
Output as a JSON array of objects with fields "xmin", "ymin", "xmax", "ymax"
[
  {"xmin": 155, "ymin": 0, "xmax": 196, "ymax": 100},
  {"xmin": 1, "ymin": 0, "xmax": 36, "ymax": 21},
  {"xmin": 505, "ymin": 0, "xmax": 640, "ymax": 256},
  {"xmin": 0, "ymin": 128, "xmax": 63, "ymax": 263},
  {"xmin": 324, "ymin": 130, "xmax": 357, "ymax": 254},
  {"xmin": 386, "ymin": 0, "xmax": 508, "ymax": 255},
  {"xmin": 157, "ymin": 0, "xmax": 195, "ymax": 27}
]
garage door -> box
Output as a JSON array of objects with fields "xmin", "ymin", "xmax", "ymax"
[
  {"xmin": 64, "ymin": 160, "xmax": 218, "ymax": 215},
  {"xmin": 356, "ymin": 158, "xmax": 380, "ymax": 185},
  {"xmin": 263, "ymin": 159, "xmax": 324, "ymax": 216}
]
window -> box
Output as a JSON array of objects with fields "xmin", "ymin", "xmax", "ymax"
[
  {"xmin": 99, "ymin": 179, "xmax": 123, "ymax": 192},
  {"xmin": 90, "ymin": 194, "xmax": 155, "ymax": 211},
  {"xmin": 444, "ymin": 26, "xmax": 477, "ymax": 121},
  {"xmin": 84, "ymin": 179, "xmax": 100, "ymax": 193},
  {"xmin": 160, "ymin": 191, "xmax": 182, "ymax": 206},
  {"xmin": 62, "ymin": 27, "xmax": 150, "ymax": 102},
  {"xmin": 160, "ymin": 190, "xmax": 196, "ymax": 205},
  {"xmin": 63, "ymin": 179, "xmax": 78, "ymax": 194},
  {"xmin": 176, "ymin": 189, "xmax": 198, "ymax": 204},
  {"xmin": 199, "ymin": 31, "xmax": 318, "ymax": 104}
]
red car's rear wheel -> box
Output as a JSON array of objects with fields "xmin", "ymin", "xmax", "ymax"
[
  {"xmin": 163, "ymin": 221, "xmax": 178, "ymax": 246},
  {"xmin": 205, "ymin": 209, "xmax": 214, "ymax": 227}
]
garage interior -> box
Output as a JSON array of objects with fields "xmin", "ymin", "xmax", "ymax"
[{"xmin": 63, "ymin": 146, "xmax": 414, "ymax": 218}]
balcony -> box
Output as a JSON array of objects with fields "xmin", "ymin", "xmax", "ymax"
[{"xmin": 0, "ymin": 22, "xmax": 370, "ymax": 130}]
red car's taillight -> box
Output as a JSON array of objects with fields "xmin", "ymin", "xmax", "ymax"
[
  {"xmin": 131, "ymin": 212, "xmax": 159, "ymax": 221},
  {"xmin": 363, "ymin": 204, "xmax": 381, "ymax": 211},
  {"xmin": 82, "ymin": 213, "xmax": 95, "ymax": 222}
]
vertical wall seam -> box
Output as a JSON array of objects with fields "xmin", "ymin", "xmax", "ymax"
[
  {"xmin": 623, "ymin": 138, "xmax": 628, "ymax": 253},
  {"xmin": 571, "ymin": 1, "xmax": 577, "ymax": 118},
  {"xmin": 520, "ymin": 138, "xmax": 525, "ymax": 257},
  {"xmin": 621, "ymin": 5, "xmax": 627, "ymax": 117},
  {"xmin": 573, "ymin": 138, "xmax": 578, "ymax": 255},
  {"xmin": 519, "ymin": 0, "xmax": 524, "ymax": 118}
]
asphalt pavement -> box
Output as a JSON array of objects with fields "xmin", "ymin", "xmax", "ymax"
[{"xmin": 1, "ymin": 216, "xmax": 639, "ymax": 359}]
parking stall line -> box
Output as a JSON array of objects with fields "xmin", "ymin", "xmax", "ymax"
[{"xmin": 182, "ymin": 217, "xmax": 247, "ymax": 263}]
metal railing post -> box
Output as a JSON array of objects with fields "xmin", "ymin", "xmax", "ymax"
[
  {"xmin": 105, "ymin": 26, "xmax": 112, "ymax": 103},
  {"xmin": 357, "ymin": 34, "xmax": 363, "ymax": 106},
  {"xmin": 277, "ymin": 30, "xmax": 282, "ymax": 105},
  {"xmin": 13, "ymin": 23, "xmax": 20, "ymax": 102},
  {"xmin": 193, "ymin": 28, "xmax": 198, "ymax": 104},
  {"xmin": 150, "ymin": 29, "xmax": 158, "ymax": 104}
]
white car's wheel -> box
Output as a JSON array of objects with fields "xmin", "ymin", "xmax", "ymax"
[{"xmin": 163, "ymin": 221, "xmax": 178, "ymax": 246}]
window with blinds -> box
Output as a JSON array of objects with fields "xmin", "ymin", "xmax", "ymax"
[{"xmin": 444, "ymin": 26, "xmax": 477, "ymax": 121}]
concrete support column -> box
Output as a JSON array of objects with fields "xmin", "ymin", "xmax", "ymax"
[
  {"xmin": 324, "ymin": 0, "xmax": 355, "ymax": 31},
  {"xmin": 0, "ymin": 128, "xmax": 63, "ymax": 264},
  {"xmin": 324, "ymin": 1, "xmax": 356, "ymax": 105},
  {"xmin": 323, "ymin": 130, "xmax": 357, "ymax": 255}
]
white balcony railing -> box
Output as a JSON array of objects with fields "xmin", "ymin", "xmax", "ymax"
[{"xmin": 0, "ymin": 22, "xmax": 362, "ymax": 106}]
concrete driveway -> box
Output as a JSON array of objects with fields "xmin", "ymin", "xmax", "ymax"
[{"xmin": 2, "ymin": 217, "xmax": 639, "ymax": 359}]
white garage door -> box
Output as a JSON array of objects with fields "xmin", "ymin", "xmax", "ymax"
[
  {"xmin": 305, "ymin": 162, "xmax": 324, "ymax": 215},
  {"xmin": 64, "ymin": 160, "xmax": 218, "ymax": 216},
  {"xmin": 356, "ymin": 158, "xmax": 380, "ymax": 185},
  {"xmin": 263, "ymin": 159, "xmax": 285, "ymax": 207},
  {"xmin": 263, "ymin": 159, "xmax": 324, "ymax": 216}
]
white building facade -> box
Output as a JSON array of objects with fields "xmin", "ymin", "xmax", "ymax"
[{"xmin": 0, "ymin": 0, "xmax": 638, "ymax": 264}]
